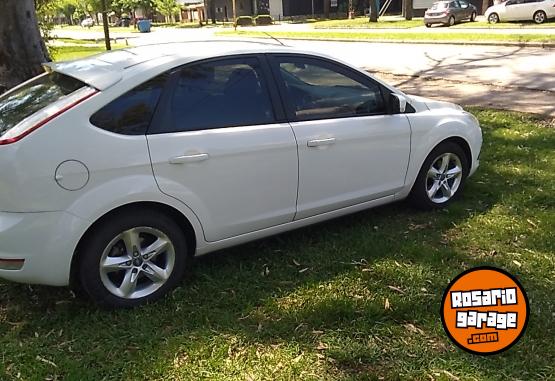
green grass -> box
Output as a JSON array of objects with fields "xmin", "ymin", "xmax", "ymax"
[
  {"xmin": 313, "ymin": 16, "xmax": 424, "ymax": 29},
  {"xmin": 1, "ymin": 109, "xmax": 554, "ymax": 380},
  {"xmin": 51, "ymin": 44, "xmax": 125, "ymax": 61},
  {"xmin": 55, "ymin": 25, "xmax": 139, "ymax": 33},
  {"xmin": 217, "ymin": 29, "xmax": 555, "ymax": 43}
]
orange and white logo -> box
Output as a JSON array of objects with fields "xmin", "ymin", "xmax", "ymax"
[{"xmin": 441, "ymin": 266, "xmax": 529, "ymax": 355}]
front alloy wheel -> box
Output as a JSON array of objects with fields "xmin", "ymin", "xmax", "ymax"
[
  {"xmin": 488, "ymin": 13, "xmax": 499, "ymax": 23},
  {"xmin": 426, "ymin": 153, "xmax": 463, "ymax": 204},
  {"xmin": 409, "ymin": 141, "xmax": 469, "ymax": 209}
]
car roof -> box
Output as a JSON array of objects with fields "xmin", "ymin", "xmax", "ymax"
[{"xmin": 43, "ymin": 40, "xmax": 304, "ymax": 90}]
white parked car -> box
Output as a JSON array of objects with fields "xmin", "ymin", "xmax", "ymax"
[
  {"xmin": 81, "ymin": 17, "xmax": 95, "ymax": 28},
  {"xmin": 0, "ymin": 42, "xmax": 482, "ymax": 308},
  {"xmin": 485, "ymin": 0, "xmax": 555, "ymax": 23}
]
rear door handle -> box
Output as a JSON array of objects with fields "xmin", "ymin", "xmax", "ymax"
[
  {"xmin": 168, "ymin": 153, "xmax": 209, "ymax": 164},
  {"xmin": 307, "ymin": 137, "xmax": 336, "ymax": 147}
]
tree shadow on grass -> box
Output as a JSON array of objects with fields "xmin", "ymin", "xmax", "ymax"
[{"xmin": 1, "ymin": 111, "xmax": 554, "ymax": 380}]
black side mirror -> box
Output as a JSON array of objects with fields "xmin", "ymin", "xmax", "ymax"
[{"xmin": 389, "ymin": 93, "xmax": 407, "ymax": 114}]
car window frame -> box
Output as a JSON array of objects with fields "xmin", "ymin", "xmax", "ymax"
[
  {"xmin": 266, "ymin": 53, "xmax": 391, "ymax": 123},
  {"xmin": 147, "ymin": 54, "xmax": 285, "ymax": 135}
]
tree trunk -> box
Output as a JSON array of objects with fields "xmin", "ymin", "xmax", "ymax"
[
  {"xmin": 324, "ymin": 0, "xmax": 330, "ymax": 18},
  {"xmin": 405, "ymin": 0, "xmax": 413, "ymax": 20},
  {"xmin": 0, "ymin": 0, "xmax": 49, "ymax": 94},
  {"xmin": 369, "ymin": 0, "xmax": 378, "ymax": 22},
  {"xmin": 481, "ymin": 0, "xmax": 489, "ymax": 14}
]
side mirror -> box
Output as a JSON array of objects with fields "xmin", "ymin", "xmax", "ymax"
[{"xmin": 389, "ymin": 93, "xmax": 407, "ymax": 114}]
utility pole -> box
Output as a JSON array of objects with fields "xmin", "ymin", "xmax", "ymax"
[{"xmin": 101, "ymin": 0, "xmax": 111, "ymax": 50}]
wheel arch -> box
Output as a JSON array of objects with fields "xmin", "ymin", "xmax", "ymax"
[{"xmin": 69, "ymin": 201, "xmax": 197, "ymax": 290}]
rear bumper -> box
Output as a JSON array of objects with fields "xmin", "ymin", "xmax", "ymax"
[
  {"xmin": 424, "ymin": 15, "xmax": 450, "ymax": 24},
  {"xmin": 0, "ymin": 211, "xmax": 87, "ymax": 286}
]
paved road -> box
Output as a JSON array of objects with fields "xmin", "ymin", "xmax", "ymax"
[{"xmin": 53, "ymin": 27, "xmax": 555, "ymax": 114}]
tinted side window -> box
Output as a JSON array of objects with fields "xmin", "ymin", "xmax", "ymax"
[
  {"xmin": 90, "ymin": 74, "xmax": 168, "ymax": 135},
  {"xmin": 275, "ymin": 57, "xmax": 386, "ymax": 121},
  {"xmin": 158, "ymin": 57, "xmax": 275, "ymax": 133}
]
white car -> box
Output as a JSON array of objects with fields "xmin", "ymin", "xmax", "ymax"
[
  {"xmin": 81, "ymin": 17, "xmax": 95, "ymax": 28},
  {"xmin": 0, "ymin": 42, "xmax": 482, "ymax": 308},
  {"xmin": 485, "ymin": 0, "xmax": 555, "ymax": 23}
]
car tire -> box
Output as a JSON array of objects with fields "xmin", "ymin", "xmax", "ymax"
[
  {"xmin": 470, "ymin": 11, "xmax": 476, "ymax": 21},
  {"xmin": 448, "ymin": 16, "xmax": 455, "ymax": 26},
  {"xmin": 408, "ymin": 142, "xmax": 469, "ymax": 210},
  {"xmin": 78, "ymin": 209, "xmax": 190, "ymax": 308},
  {"xmin": 426, "ymin": 23, "xmax": 432, "ymax": 27},
  {"xmin": 488, "ymin": 13, "xmax": 499, "ymax": 23},
  {"xmin": 533, "ymin": 10, "xmax": 546, "ymax": 24}
]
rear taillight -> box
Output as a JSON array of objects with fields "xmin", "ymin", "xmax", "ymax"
[{"xmin": 0, "ymin": 87, "xmax": 97, "ymax": 146}]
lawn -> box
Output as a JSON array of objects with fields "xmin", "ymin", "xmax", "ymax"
[
  {"xmin": 312, "ymin": 16, "xmax": 423, "ymax": 29},
  {"xmin": 1, "ymin": 108, "xmax": 554, "ymax": 380},
  {"xmin": 217, "ymin": 30, "xmax": 555, "ymax": 43},
  {"xmin": 51, "ymin": 43, "xmax": 125, "ymax": 61}
]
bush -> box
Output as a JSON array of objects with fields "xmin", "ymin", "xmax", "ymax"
[
  {"xmin": 235, "ymin": 16, "xmax": 254, "ymax": 26},
  {"xmin": 255, "ymin": 14, "xmax": 273, "ymax": 26}
]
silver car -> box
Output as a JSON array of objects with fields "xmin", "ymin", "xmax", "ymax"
[{"xmin": 425, "ymin": 0, "xmax": 478, "ymax": 26}]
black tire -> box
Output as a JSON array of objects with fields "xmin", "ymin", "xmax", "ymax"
[
  {"xmin": 425, "ymin": 23, "xmax": 432, "ymax": 28},
  {"xmin": 78, "ymin": 209, "xmax": 190, "ymax": 308},
  {"xmin": 533, "ymin": 10, "xmax": 546, "ymax": 24},
  {"xmin": 470, "ymin": 11, "xmax": 476, "ymax": 21},
  {"xmin": 408, "ymin": 141, "xmax": 469, "ymax": 210},
  {"xmin": 488, "ymin": 13, "xmax": 499, "ymax": 23}
]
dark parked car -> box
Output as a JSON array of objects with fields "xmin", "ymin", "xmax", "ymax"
[{"xmin": 424, "ymin": 0, "xmax": 478, "ymax": 27}]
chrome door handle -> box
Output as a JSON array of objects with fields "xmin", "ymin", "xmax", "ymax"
[
  {"xmin": 307, "ymin": 137, "xmax": 336, "ymax": 147},
  {"xmin": 168, "ymin": 153, "xmax": 209, "ymax": 164}
]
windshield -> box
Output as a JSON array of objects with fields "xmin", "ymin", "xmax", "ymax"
[{"xmin": 0, "ymin": 72, "xmax": 85, "ymax": 138}]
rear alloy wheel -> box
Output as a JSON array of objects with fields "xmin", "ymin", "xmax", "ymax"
[
  {"xmin": 79, "ymin": 209, "xmax": 190, "ymax": 308},
  {"xmin": 488, "ymin": 13, "xmax": 499, "ymax": 23},
  {"xmin": 533, "ymin": 10, "xmax": 546, "ymax": 24},
  {"xmin": 470, "ymin": 11, "xmax": 477, "ymax": 21},
  {"xmin": 409, "ymin": 142, "xmax": 469, "ymax": 209},
  {"xmin": 448, "ymin": 16, "xmax": 456, "ymax": 26}
]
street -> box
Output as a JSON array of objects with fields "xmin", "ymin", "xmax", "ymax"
[{"xmin": 52, "ymin": 26, "xmax": 555, "ymax": 116}]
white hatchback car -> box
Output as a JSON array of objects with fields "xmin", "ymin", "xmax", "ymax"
[
  {"xmin": 0, "ymin": 42, "xmax": 482, "ymax": 308},
  {"xmin": 485, "ymin": 0, "xmax": 555, "ymax": 23}
]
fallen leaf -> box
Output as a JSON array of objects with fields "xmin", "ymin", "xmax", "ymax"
[
  {"xmin": 36, "ymin": 356, "xmax": 57, "ymax": 368},
  {"xmin": 316, "ymin": 342, "xmax": 329, "ymax": 350},
  {"xmin": 292, "ymin": 259, "xmax": 301, "ymax": 267},
  {"xmin": 388, "ymin": 285, "xmax": 405, "ymax": 294},
  {"xmin": 513, "ymin": 260, "xmax": 522, "ymax": 268},
  {"xmin": 384, "ymin": 298, "xmax": 391, "ymax": 310}
]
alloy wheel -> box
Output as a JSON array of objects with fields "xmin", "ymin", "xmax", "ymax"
[
  {"xmin": 534, "ymin": 11, "xmax": 546, "ymax": 24},
  {"xmin": 426, "ymin": 153, "xmax": 463, "ymax": 204},
  {"xmin": 99, "ymin": 227, "xmax": 176, "ymax": 299}
]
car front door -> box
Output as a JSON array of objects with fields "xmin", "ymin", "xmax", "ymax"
[
  {"xmin": 268, "ymin": 54, "xmax": 411, "ymax": 220},
  {"xmin": 504, "ymin": 0, "xmax": 526, "ymax": 19},
  {"xmin": 147, "ymin": 56, "xmax": 298, "ymax": 242}
]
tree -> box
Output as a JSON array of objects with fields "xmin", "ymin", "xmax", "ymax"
[
  {"xmin": 481, "ymin": 0, "xmax": 489, "ymax": 14},
  {"xmin": 403, "ymin": 0, "xmax": 413, "ymax": 20},
  {"xmin": 0, "ymin": 0, "xmax": 49, "ymax": 93},
  {"xmin": 324, "ymin": 0, "xmax": 330, "ymax": 18},
  {"xmin": 369, "ymin": 0, "xmax": 378, "ymax": 22},
  {"xmin": 152, "ymin": 0, "xmax": 179, "ymax": 22}
]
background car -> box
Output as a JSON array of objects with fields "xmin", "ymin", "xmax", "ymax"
[
  {"xmin": 0, "ymin": 42, "xmax": 482, "ymax": 308},
  {"xmin": 81, "ymin": 17, "xmax": 95, "ymax": 28},
  {"xmin": 424, "ymin": 0, "xmax": 478, "ymax": 27},
  {"xmin": 485, "ymin": 0, "xmax": 555, "ymax": 23}
]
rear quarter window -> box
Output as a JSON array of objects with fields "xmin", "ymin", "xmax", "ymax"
[
  {"xmin": 0, "ymin": 72, "xmax": 85, "ymax": 138},
  {"xmin": 90, "ymin": 74, "xmax": 169, "ymax": 135}
]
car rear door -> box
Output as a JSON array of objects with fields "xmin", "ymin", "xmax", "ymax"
[
  {"xmin": 147, "ymin": 55, "xmax": 298, "ymax": 242},
  {"xmin": 268, "ymin": 54, "xmax": 411, "ymax": 220}
]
